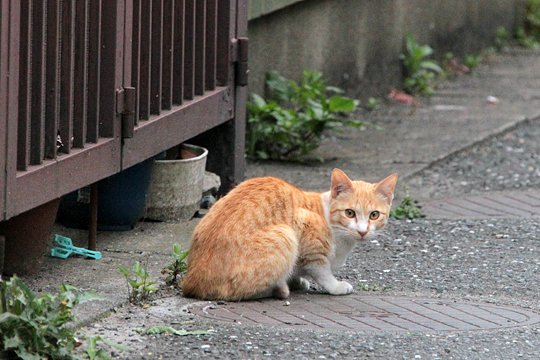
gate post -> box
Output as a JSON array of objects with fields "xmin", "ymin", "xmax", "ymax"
[{"xmin": 193, "ymin": 0, "xmax": 247, "ymax": 193}]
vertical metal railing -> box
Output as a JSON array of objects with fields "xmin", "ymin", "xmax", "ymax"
[
  {"xmin": 1, "ymin": 0, "xmax": 244, "ymax": 219},
  {"xmin": 131, "ymin": 0, "xmax": 224, "ymax": 122},
  {"xmin": 16, "ymin": 0, "xmax": 113, "ymax": 170}
]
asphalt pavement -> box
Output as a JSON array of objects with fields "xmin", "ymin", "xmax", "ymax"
[{"xmin": 20, "ymin": 48, "xmax": 540, "ymax": 359}]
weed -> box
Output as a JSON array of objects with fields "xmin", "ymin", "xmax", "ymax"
[
  {"xmin": 400, "ymin": 33, "xmax": 443, "ymax": 96},
  {"xmin": 464, "ymin": 54, "xmax": 482, "ymax": 71},
  {"xmin": 515, "ymin": 26, "xmax": 540, "ymax": 48},
  {"xmin": 365, "ymin": 97, "xmax": 381, "ymax": 111},
  {"xmin": 495, "ymin": 26, "xmax": 511, "ymax": 49},
  {"xmin": 390, "ymin": 195, "xmax": 425, "ymax": 220},
  {"xmin": 247, "ymin": 70, "xmax": 364, "ymax": 160},
  {"xmin": 162, "ymin": 243, "xmax": 189, "ymax": 286},
  {"xmin": 85, "ymin": 336, "xmax": 126, "ymax": 360},
  {"xmin": 118, "ymin": 260, "xmax": 158, "ymax": 305},
  {"xmin": 0, "ymin": 275, "xmax": 101, "ymax": 359}
]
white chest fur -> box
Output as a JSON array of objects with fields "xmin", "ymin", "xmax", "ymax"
[
  {"xmin": 329, "ymin": 231, "xmax": 356, "ymax": 271},
  {"xmin": 320, "ymin": 192, "xmax": 357, "ymax": 271}
]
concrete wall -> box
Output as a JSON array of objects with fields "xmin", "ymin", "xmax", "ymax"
[{"xmin": 248, "ymin": 0, "xmax": 526, "ymax": 100}]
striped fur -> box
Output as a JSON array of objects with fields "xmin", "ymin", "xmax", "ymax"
[{"xmin": 182, "ymin": 169, "xmax": 397, "ymax": 300}]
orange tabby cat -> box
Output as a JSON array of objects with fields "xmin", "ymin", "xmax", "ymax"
[{"xmin": 182, "ymin": 169, "xmax": 398, "ymax": 301}]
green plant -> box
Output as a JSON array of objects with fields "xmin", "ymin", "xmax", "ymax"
[
  {"xmin": 464, "ymin": 54, "xmax": 482, "ymax": 71},
  {"xmin": 85, "ymin": 336, "xmax": 126, "ymax": 360},
  {"xmin": 495, "ymin": 26, "xmax": 510, "ymax": 48},
  {"xmin": 118, "ymin": 260, "xmax": 158, "ymax": 305},
  {"xmin": 247, "ymin": 70, "xmax": 363, "ymax": 160},
  {"xmin": 390, "ymin": 196, "xmax": 425, "ymax": 220},
  {"xmin": 400, "ymin": 33, "xmax": 443, "ymax": 96},
  {"xmin": 162, "ymin": 243, "xmax": 189, "ymax": 286},
  {"xmin": 515, "ymin": 26, "xmax": 540, "ymax": 48},
  {"xmin": 512, "ymin": 0, "xmax": 540, "ymax": 48},
  {"xmin": 365, "ymin": 97, "xmax": 381, "ymax": 111},
  {"xmin": 525, "ymin": 0, "xmax": 540, "ymax": 39},
  {"xmin": 0, "ymin": 275, "xmax": 100, "ymax": 359}
]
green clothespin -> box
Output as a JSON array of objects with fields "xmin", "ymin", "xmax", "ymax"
[{"xmin": 51, "ymin": 234, "xmax": 102, "ymax": 260}]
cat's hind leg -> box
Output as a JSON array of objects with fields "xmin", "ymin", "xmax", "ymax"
[{"xmin": 236, "ymin": 224, "xmax": 298, "ymax": 300}]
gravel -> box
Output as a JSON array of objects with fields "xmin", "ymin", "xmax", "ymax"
[
  {"xmin": 76, "ymin": 54, "xmax": 540, "ymax": 360},
  {"xmin": 406, "ymin": 118, "xmax": 540, "ymax": 200},
  {"xmin": 79, "ymin": 217, "xmax": 540, "ymax": 359}
]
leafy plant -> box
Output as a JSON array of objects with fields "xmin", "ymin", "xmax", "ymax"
[
  {"xmin": 118, "ymin": 260, "xmax": 158, "ymax": 305},
  {"xmin": 390, "ymin": 196, "xmax": 425, "ymax": 220},
  {"xmin": 515, "ymin": 26, "xmax": 540, "ymax": 48},
  {"xmin": 0, "ymin": 275, "xmax": 100, "ymax": 359},
  {"xmin": 85, "ymin": 336, "xmax": 126, "ymax": 360},
  {"xmin": 365, "ymin": 97, "xmax": 381, "ymax": 111},
  {"xmin": 247, "ymin": 70, "xmax": 363, "ymax": 160},
  {"xmin": 525, "ymin": 0, "xmax": 540, "ymax": 39},
  {"xmin": 162, "ymin": 243, "xmax": 189, "ymax": 286},
  {"xmin": 464, "ymin": 54, "xmax": 482, "ymax": 71},
  {"xmin": 400, "ymin": 33, "xmax": 443, "ymax": 96},
  {"xmin": 495, "ymin": 26, "xmax": 511, "ymax": 49}
]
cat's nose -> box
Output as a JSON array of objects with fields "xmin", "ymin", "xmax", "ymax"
[{"xmin": 358, "ymin": 230, "xmax": 368, "ymax": 238}]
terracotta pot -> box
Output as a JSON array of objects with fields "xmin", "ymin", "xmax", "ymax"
[{"xmin": 0, "ymin": 198, "xmax": 60, "ymax": 275}]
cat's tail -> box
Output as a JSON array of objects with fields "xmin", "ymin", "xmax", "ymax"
[{"xmin": 182, "ymin": 224, "xmax": 299, "ymax": 301}]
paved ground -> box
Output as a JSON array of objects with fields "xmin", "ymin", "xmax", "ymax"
[{"xmin": 19, "ymin": 49, "xmax": 540, "ymax": 359}]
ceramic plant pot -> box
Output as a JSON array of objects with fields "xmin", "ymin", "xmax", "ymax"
[
  {"xmin": 57, "ymin": 157, "xmax": 155, "ymax": 231},
  {"xmin": 146, "ymin": 144, "xmax": 208, "ymax": 221}
]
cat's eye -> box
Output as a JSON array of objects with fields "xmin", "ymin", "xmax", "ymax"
[
  {"xmin": 344, "ymin": 209, "xmax": 356, "ymax": 218},
  {"xmin": 369, "ymin": 211, "xmax": 380, "ymax": 220}
]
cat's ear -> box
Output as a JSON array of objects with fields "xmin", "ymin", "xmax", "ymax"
[
  {"xmin": 375, "ymin": 173, "xmax": 398, "ymax": 203},
  {"xmin": 331, "ymin": 168, "xmax": 353, "ymax": 198}
]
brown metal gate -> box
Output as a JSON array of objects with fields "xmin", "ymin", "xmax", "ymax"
[{"xmin": 0, "ymin": 0, "xmax": 247, "ymax": 221}]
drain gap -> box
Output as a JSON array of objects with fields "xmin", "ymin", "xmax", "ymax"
[
  {"xmin": 455, "ymin": 304, "xmax": 519, "ymax": 325},
  {"xmin": 480, "ymin": 304, "xmax": 531, "ymax": 323},
  {"xmin": 482, "ymin": 196, "xmax": 533, "ymax": 216},
  {"xmin": 497, "ymin": 195, "xmax": 539, "ymax": 213},
  {"xmin": 505, "ymin": 193, "xmax": 540, "ymax": 208},
  {"xmin": 241, "ymin": 302, "xmax": 289, "ymax": 326},
  {"xmin": 417, "ymin": 302, "xmax": 483, "ymax": 329},
  {"xmin": 353, "ymin": 297, "xmax": 432, "ymax": 331},
  {"xmin": 444, "ymin": 199, "xmax": 498, "ymax": 216},
  {"xmin": 296, "ymin": 301, "xmax": 355, "ymax": 330},
  {"xmin": 331, "ymin": 297, "xmax": 406, "ymax": 331},
  {"xmin": 312, "ymin": 296, "xmax": 383, "ymax": 331},
  {"xmin": 505, "ymin": 194, "xmax": 539, "ymax": 212},
  {"xmin": 447, "ymin": 304, "xmax": 505, "ymax": 327},
  {"xmin": 465, "ymin": 198, "xmax": 516, "ymax": 215},
  {"xmin": 263, "ymin": 300, "xmax": 325, "ymax": 329},
  {"xmin": 215, "ymin": 305, "xmax": 259, "ymax": 325},
  {"xmin": 384, "ymin": 298, "xmax": 459, "ymax": 330}
]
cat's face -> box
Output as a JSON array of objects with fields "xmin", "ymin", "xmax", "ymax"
[{"xmin": 328, "ymin": 169, "xmax": 398, "ymax": 240}]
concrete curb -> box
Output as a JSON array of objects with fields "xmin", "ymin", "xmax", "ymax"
[{"xmin": 401, "ymin": 114, "xmax": 540, "ymax": 182}]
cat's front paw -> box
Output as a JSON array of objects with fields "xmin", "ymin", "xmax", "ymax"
[
  {"xmin": 328, "ymin": 281, "xmax": 354, "ymax": 296},
  {"xmin": 296, "ymin": 277, "xmax": 310, "ymax": 291}
]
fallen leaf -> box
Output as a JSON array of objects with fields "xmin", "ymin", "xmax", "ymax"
[
  {"xmin": 139, "ymin": 326, "xmax": 209, "ymax": 336},
  {"xmin": 388, "ymin": 89, "xmax": 419, "ymax": 106}
]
